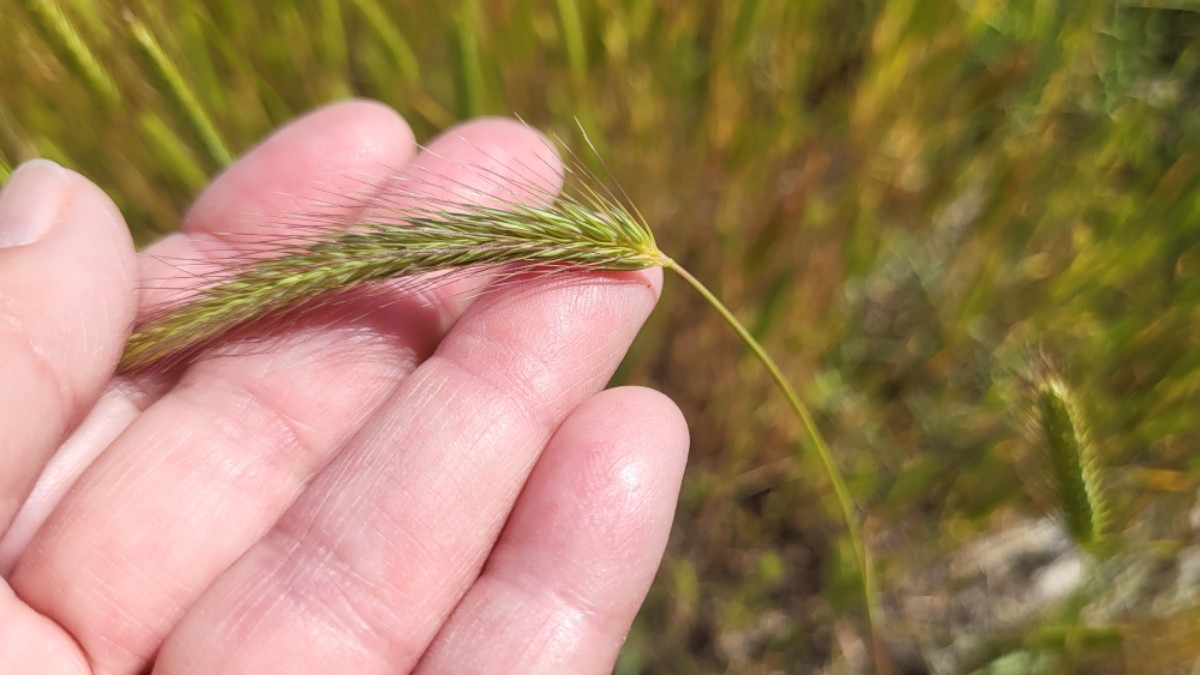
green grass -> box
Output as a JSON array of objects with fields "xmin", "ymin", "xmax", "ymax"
[{"xmin": 4, "ymin": 0, "xmax": 1200, "ymax": 671}]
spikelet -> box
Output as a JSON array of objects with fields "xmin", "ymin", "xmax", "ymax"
[{"xmin": 1033, "ymin": 371, "xmax": 1108, "ymax": 549}]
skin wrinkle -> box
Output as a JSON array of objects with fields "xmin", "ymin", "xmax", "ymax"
[
  {"xmin": 259, "ymin": 520, "xmax": 428, "ymax": 666},
  {"xmin": 0, "ymin": 308, "xmax": 72, "ymax": 442},
  {"xmin": 420, "ymin": 588, "xmax": 566, "ymax": 675},
  {"xmin": 319, "ymin": 367, "xmax": 530, "ymax": 514},
  {"xmin": 76, "ymin": 564, "xmax": 164, "ymax": 670},
  {"xmin": 399, "ymin": 398, "xmax": 542, "ymax": 541},
  {"xmin": 290, "ymin": 545, "xmax": 395, "ymax": 662},
  {"xmin": 417, "ymin": 356, "xmax": 542, "ymax": 454},
  {"xmin": 172, "ymin": 371, "xmax": 317, "ymax": 485},
  {"xmin": 434, "ymin": 283, "xmax": 644, "ymax": 432},
  {"xmin": 362, "ymin": 491, "xmax": 454, "ymax": 579},
  {"xmin": 513, "ymin": 276, "xmax": 648, "ymax": 404},
  {"xmin": 306, "ymin": 587, "xmax": 388, "ymax": 669},
  {"xmin": 204, "ymin": 541, "xmax": 388, "ymax": 675},
  {"xmin": 497, "ymin": 601, "xmax": 591, "ymax": 675},
  {"xmin": 140, "ymin": 305, "xmax": 442, "ymax": 525},
  {"xmin": 354, "ymin": 372, "xmax": 535, "ymax": 560},
  {"xmin": 507, "ymin": 547, "xmax": 609, "ymax": 619},
  {"xmin": 276, "ymin": 450, "xmax": 447, "ymax": 598}
]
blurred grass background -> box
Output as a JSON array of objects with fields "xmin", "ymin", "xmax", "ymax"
[{"xmin": 3, "ymin": 0, "xmax": 1200, "ymax": 672}]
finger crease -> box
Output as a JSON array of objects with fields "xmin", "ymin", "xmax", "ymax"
[{"xmin": 0, "ymin": 302, "xmax": 75, "ymax": 432}]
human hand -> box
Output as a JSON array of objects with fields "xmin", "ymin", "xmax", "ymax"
[{"xmin": 0, "ymin": 100, "xmax": 688, "ymax": 674}]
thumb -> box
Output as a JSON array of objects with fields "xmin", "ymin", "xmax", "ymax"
[{"xmin": 0, "ymin": 160, "xmax": 138, "ymax": 534}]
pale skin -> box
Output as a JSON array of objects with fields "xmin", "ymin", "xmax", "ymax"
[{"xmin": 0, "ymin": 100, "xmax": 689, "ymax": 674}]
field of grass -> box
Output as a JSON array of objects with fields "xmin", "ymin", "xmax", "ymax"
[{"xmin": 4, "ymin": 0, "xmax": 1200, "ymax": 672}]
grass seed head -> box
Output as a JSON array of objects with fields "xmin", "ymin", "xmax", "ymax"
[
  {"xmin": 1034, "ymin": 373, "xmax": 1108, "ymax": 550},
  {"xmin": 119, "ymin": 150, "xmax": 667, "ymax": 373}
]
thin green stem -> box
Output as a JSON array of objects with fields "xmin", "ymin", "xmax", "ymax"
[
  {"xmin": 129, "ymin": 16, "xmax": 232, "ymax": 167},
  {"xmin": 665, "ymin": 259, "xmax": 880, "ymax": 651}
]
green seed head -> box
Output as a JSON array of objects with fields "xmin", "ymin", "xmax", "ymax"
[{"xmin": 119, "ymin": 155, "xmax": 667, "ymax": 373}]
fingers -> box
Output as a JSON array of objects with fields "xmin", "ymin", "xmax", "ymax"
[
  {"xmin": 3, "ymin": 101, "xmax": 418, "ymax": 568},
  {"xmin": 152, "ymin": 268, "xmax": 663, "ymax": 674},
  {"xmin": 0, "ymin": 393, "xmax": 141, "ymax": 574},
  {"xmin": 9, "ymin": 100, "xmax": 420, "ymax": 669},
  {"xmin": 416, "ymin": 386, "xmax": 688, "ymax": 675},
  {"xmin": 11, "ymin": 106, "xmax": 565, "ymax": 675},
  {"xmin": 0, "ymin": 160, "xmax": 137, "ymax": 534},
  {"xmin": 2, "ymin": 101, "xmax": 421, "ymax": 564},
  {"xmin": 0, "ymin": 578, "xmax": 89, "ymax": 675}
]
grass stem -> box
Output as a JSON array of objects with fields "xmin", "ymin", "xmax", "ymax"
[{"xmin": 665, "ymin": 258, "xmax": 881, "ymax": 659}]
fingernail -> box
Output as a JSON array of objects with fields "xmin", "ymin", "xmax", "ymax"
[{"xmin": 0, "ymin": 159, "xmax": 68, "ymax": 248}]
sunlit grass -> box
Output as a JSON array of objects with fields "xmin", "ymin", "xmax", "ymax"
[{"xmin": 3, "ymin": 0, "xmax": 1199, "ymax": 671}]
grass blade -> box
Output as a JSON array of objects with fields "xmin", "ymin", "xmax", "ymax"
[
  {"xmin": 555, "ymin": 0, "xmax": 588, "ymax": 85},
  {"xmin": 18, "ymin": 0, "xmax": 119, "ymax": 108},
  {"xmin": 128, "ymin": 14, "xmax": 233, "ymax": 168}
]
